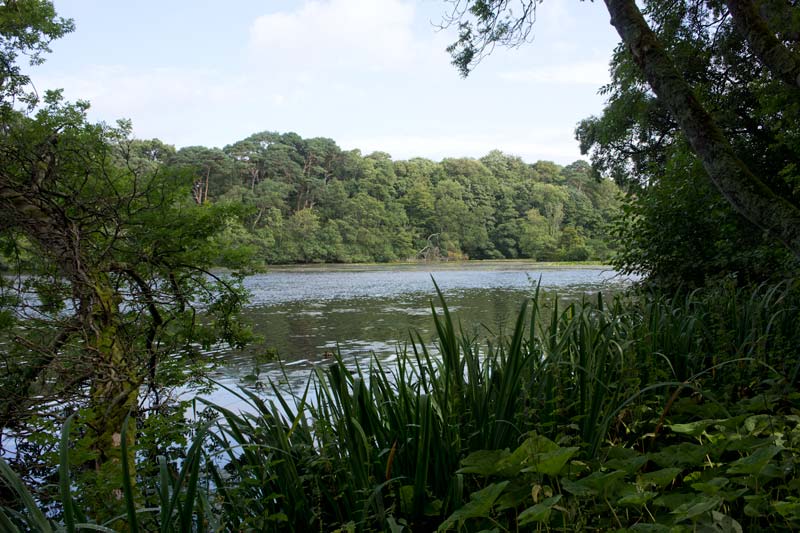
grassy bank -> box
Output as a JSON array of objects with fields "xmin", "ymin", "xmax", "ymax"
[{"xmin": 1, "ymin": 280, "xmax": 799, "ymax": 531}]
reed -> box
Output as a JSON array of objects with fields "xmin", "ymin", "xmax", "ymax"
[{"xmin": 0, "ymin": 280, "xmax": 797, "ymax": 531}]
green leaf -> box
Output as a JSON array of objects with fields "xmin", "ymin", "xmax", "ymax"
[
  {"xmin": 386, "ymin": 517, "xmax": 407, "ymax": 533},
  {"xmin": 617, "ymin": 490, "xmax": 657, "ymax": 506},
  {"xmin": 58, "ymin": 414, "xmax": 76, "ymax": 533},
  {"xmin": 743, "ymin": 414, "xmax": 775, "ymax": 435},
  {"xmin": 561, "ymin": 477, "xmax": 597, "ymax": 498},
  {"xmin": 0, "ymin": 511, "xmax": 21, "ymax": 533},
  {"xmin": 667, "ymin": 419, "xmax": 722, "ymax": 437},
  {"xmin": 495, "ymin": 480, "xmax": 537, "ymax": 511},
  {"xmin": 491, "ymin": 433, "xmax": 560, "ymax": 476},
  {"xmin": 518, "ymin": 495, "xmax": 562, "ymax": 525},
  {"xmin": 711, "ymin": 511, "xmax": 743, "ymax": 533},
  {"xmin": 605, "ymin": 454, "xmax": 648, "ymax": 474},
  {"xmin": 743, "ymin": 493, "xmax": 768, "ymax": 517},
  {"xmin": 458, "ymin": 449, "xmax": 511, "ymax": 476},
  {"xmin": 0, "ymin": 457, "xmax": 53, "ymax": 532},
  {"xmin": 773, "ymin": 499, "xmax": 800, "ymax": 520},
  {"xmin": 120, "ymin": 414, "xmax": 139, "ymax": 533},
  {"xmin": 691, "ymin": 477, "xmax": 729, "ymax": 494},
  {"xmin": 653, "ymin": 492, "xmax": 696, "ymax": 511},
  {"xmin": 521, "ymin": 446, "xmax": 580, "ymax": 476},
  {"xmin": 671, "ymin": 495, "xmax": 722, "ymax": 522},
  {"xmin": 649, "ymin": 443, "xmax": 710, "ymax": 468},
  {"xmin": 437, "ymin": 481, "xmax": 509, "ymax": 532},
  {"xmin": 574, "ymin": 470, "xmax": 626, "ymax": 494},
  {"xmin": 726, "ymin": 445, "xmax": 781, "ymax": 475}
]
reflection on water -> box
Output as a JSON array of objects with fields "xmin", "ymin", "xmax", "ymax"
[{"xmin": 200, "ymin": 264, "xmax": 634, "ymax": 412}]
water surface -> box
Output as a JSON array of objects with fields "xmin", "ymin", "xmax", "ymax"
[{"xmin": 203, "ymin": 263, "xmax": 632, "ymax": 410}]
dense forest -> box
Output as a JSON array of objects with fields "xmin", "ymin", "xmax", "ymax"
[{"xmin": 141, "ymin": 136, "xmax": 621, "ymax": 266}]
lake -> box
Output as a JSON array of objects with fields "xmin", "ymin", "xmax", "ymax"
[{"xmin": 200, "ymin": 262, "xmax": 634, "ymax": 411}]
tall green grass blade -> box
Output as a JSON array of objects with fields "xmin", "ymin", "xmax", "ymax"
[
  {"xmin": 119, "ymin": 413, "xmax": 140, "ymax": 533},
  {"xmin": 0, "ymin": 509, "xmax": 21, "ymax": 533},
  {"xmin": 59, "ymin": 413, "xmax": 77, "ymax": 533},
  {"xmin": 0, "ymin": 456, "xmax": 53, "ymax": 532},
  {"xmin": 413, "ymin": 394, "xmax": 433, "ymax": 517},
  {"xmin": 179, "ymin": 425, "xmax": 209, "ymax": 531}
]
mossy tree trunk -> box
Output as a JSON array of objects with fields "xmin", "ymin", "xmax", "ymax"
[
  {"xmin": 0, "ymin": 182, "xmax": 141, "ymax": 519},
  {"xmin": 82, "ymin": 273, "xmax": 141, "ymax": 521}
]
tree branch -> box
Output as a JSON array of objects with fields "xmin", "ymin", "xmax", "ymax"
[
  {"xmin": 604, "ymin": 0, "xmax": 800, "ymax": 258},
  {"xmin": 725, "ymin": 0, "xmax": 800, "ymax": 89}
]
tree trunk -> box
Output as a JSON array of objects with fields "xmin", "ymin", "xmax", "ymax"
[
  {"xmin": 604, "ymin": 0, "xmax": 800, "ymax": 258},
  {"xmin": 83, "ymin": 272, "xmax": 140, "ymax": 522},
  {"xmin": 725, "ymin": 0, "xmax": 800, "ymax": 89},
  {"xmin": 1, "ymin": 179, "xmax": 140, "ymax": 516}
]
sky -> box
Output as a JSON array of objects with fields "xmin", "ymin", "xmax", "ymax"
[{"xmin": 30, "ymin": 0, "xmax": 622, "ymax": 165}]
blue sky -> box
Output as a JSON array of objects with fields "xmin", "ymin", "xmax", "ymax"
[{"xmin": 31, "ymin": 0, "xmax": 621, "ymax": 164}]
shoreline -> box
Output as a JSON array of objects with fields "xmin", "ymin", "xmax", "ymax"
[{"xmin": 262, "ymin": 259, "xmax": 611, "ymax": 273}]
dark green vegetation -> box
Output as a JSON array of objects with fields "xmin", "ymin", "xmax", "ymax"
[
  {"xmin": 579, "ymin": 0, "xmax": 800, "ymax": 286},
  {"xmin": 152, "ymin": 136, "xmax": 621, "ymax": 266},
  {"xmin": 2, "ymin": 0, "xmax": 800, "ymax": 531},
  {"xmin": 447, "ymin": 0, "xmax": 800, "ymax": 287},
  {"xmin": 2, "ymin": 283, "xmax": 800, "ymax": 531},
  {"xmin": 0, "ymin": 0, "xmax": 252, "ymax": 517}
]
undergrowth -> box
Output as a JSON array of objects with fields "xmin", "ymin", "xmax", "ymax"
[{"xmin": 1, "ymin": 279, "xmax": 799, "ymax": 531}]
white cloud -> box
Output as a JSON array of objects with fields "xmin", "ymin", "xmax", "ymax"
[
  {"xmin": 500, "ymin": 60, "xmax": 610, "ymax": 85},
  {"xmin": 249, "ymin": 0, "xmax": 417, "ymax": 71}
]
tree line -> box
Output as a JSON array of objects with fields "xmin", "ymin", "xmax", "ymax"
[{"xmin": 133, "ymin": 134, "xmax": 622, "ymax": 267}]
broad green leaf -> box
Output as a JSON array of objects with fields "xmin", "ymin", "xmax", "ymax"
[
  {"xmin": 522, "ymin": 446, "xmax": 580, "ymax": 476},
  {"xmin": 495, "ymin": 433, "xmax": 560, "ymax": 476},
  {"xmin": 639, "ymin": 467, "xmax": 682, "ymax": 489},
  {"xmin": 495, "ymin": 480, "xmax": 537, "ymax": 511},
  {"xmin": 667, "ymin": 419, "xmax": 722, "ymax": 437},
  {"xmin": 672, "ymin": 495, "xmax": 723, "ymax": 522},
  {"xmin": 437, "ymin": 481, "xmax": 509, "ymax": 532},
  {"xmin": 331, "ymin": 522, "xmax": 356, "ymax": 533},
  {"xmin": 726, "ymin": 445, "xmax": 781, "ymax": 475},
  {"xmin": 649, "ymin": 443, "xmax": 710, "ymax": 468},
  {"xmin": 518, "ymin": 495, "xmax": 562, "ymax": 525},
  {"xmin": 605, "ymin": 454, "xmax": 648, "ymax": 474},
  {"xmin": 743, "ymin": 494, "xmax": 768, "ymax": 517},
  {"xmin": 653, "ymin": 492, "xmax": 696, "ymax": 511},
  {"xmin": 458, "ymin": 449, "xmax": 511, "ymax": 476},
  {"xmin": 711, "ymin": 511, "xmax": 743, "ymax": 533},
  {"xmin": 617, "ymin": 490, "xmax": 657, "ymax": 506},
  {"xmin": 386, "ymin": 517, "xmax": 406, "ymax": 533},
  {"xmin": 718, "ymin": 488, "xmax": 749, "ymax": 502},
  {"xmin": 575, "ymin": 470, "xmax": 626, "ymax": 494},
  {"xmin": 743, "ymin": 415, "xmax": 774, "ymax": 435},
  {"xmin": 561, "ymin": 477, "xmax": 597, "ymax": 498},
  {"xmin": 773, "ymin": 499, "xmax": 800, "ymax": 520},
  {"xmin": 691, "ymin": 477, "xmax": 729, "ymax": 494}
]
